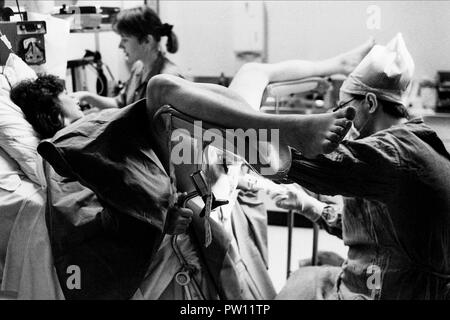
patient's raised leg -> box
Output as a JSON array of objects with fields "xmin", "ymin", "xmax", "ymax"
[
  {"xmin": 146, "ymin": 74, "xmax": 355, "ymax": 163},
  {"xmin": 228, "ymin": 37, "xmax": 375, "ymax": 110}
]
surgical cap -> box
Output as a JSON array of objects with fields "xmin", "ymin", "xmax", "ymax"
[{"xmin": 340, "ymin": 33, "xmax": 415, "ymax": 104}]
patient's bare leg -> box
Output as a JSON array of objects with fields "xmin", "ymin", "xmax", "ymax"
[
  {"xmin": 229, "ymin": 37, "xmax": 375, "ymax": 110},
  {"xmin": 146, "ymin": 75, "xmax": 355, "ymax": 161}
]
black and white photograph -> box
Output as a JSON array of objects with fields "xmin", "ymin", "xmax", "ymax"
[{"xmin": 0, "ymin": 0, "xmax": 449, "ymax": 309}]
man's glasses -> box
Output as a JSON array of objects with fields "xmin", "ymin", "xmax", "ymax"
[{"xmin": 333, "ymin": 97, "xmax": 356, "ymax": 112}]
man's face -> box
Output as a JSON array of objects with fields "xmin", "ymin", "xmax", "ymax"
[
  {"xmin": 58, "ymin": 92, "xmax": 84, "ymax": 124},
  {"xmin": 338, "ymin": 92, "xmax": 372, "ymax": 139}
]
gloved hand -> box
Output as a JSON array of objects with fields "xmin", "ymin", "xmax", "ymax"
[
  {"xmin": 271, "ymin": 184, "xmax": 326, "ymax": 222},
  {"xmin": 165, "ymin": 193, "xmax": 194, "ymax": 235},
  {"xmin": 237, "ymin": 173, "xmax": 287, "ymax": 193}
]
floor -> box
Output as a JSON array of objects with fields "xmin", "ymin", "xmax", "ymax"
[{"xmin": 267, "ymin": 225, "xmax": 348, "ymax": 293}]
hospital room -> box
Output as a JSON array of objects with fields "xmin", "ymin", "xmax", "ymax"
[{"xmin": 1, "ymin": 0, "xmax": 450, "ymax": 305}]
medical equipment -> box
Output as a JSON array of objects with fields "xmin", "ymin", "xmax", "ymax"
[
  {"xmin": 169, "ymin": 160, "xmax": 230, "ymax": 299},
  {"xmin": 0, "ymin": 21, "xmax": 46, "ymax": 66},
  {"xmin": 67, "ymin": 50, "xmax": 116, "ymax": 97},
  {"xmin": 55, "ymin": 6, "xmax": 102, "ymax": 31},
  {"xmin": 261, "ymin": 77, "xmax": 336, "ymax": 115},
  {"xmin": 436, "ymin": 71, "xmax": 450, "ymax": 113},
  {"xmin": 99, "ymin": 6, "xmax": 120, "ymax": 24}
]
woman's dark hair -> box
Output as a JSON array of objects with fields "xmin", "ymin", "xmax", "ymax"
[
  {"xmin": 10, "ymin": 74, "xmax": 65, "ymax": 138},
  {"xmin": 112, "ymin": 5, "xmax": 178, "ymax": 53}
]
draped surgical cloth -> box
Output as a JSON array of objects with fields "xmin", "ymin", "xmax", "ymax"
[{"xmin": 340, "ymin": 33, "xmax": 415, "ymax": 104}]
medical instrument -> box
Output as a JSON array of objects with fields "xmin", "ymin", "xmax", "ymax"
[
  {"xmin": 170, "ymin": 191, "xmax": 208, "ymax": 300},
  {"xmin": 0, "ymin": 21, "xmax": 46, "ymax": 65},
  {"xmin": 169, "ymin": 160, "xmax": 229, "ymax": 298},
  {"xmin": 191, "ymin": 169, "xmax": 229, "ymax": 247}
]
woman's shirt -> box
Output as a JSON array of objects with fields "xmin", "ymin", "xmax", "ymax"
[{"xmin": 115, "ymin": 52, "xmax": 184, "ymax": 108}]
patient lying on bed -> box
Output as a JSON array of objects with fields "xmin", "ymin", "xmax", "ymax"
[{"xmin": 9, "ymin": 39, "xmax": 372, "ymax": 299}]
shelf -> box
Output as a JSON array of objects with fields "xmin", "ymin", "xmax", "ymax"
[{"xmin": 69, "ymin": 25, "xmax": 113, "ymax": 33}]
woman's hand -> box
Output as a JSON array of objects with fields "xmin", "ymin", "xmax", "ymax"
[
  {"xmin": 165, "ymin": 207, "xmax": 194, "ymax": 235},
  {"xmin": 165, "ymin": 193, "xmax": 194, "ymax": 235},
  {"xmin": 70, "ymin": 91, "xmax": 93, "ymax": 106},
  {"xmin": 70, "ymin": 91, "xmax": 119, "ymax": 110}
]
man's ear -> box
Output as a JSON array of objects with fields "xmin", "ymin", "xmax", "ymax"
[{"xmin": 365, "ymin": 93, "xmax": 379, "ymax": 114}]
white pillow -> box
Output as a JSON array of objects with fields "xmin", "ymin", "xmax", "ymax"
[
  {"xmin": 0, "ymin": 54, "xmax": 40, "ymax": 185},
  {"xmin": 2, "ymin": 53, "xmax": 37, "ymax": 87}
]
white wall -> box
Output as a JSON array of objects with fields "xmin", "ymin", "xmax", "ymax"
[
  {"xmin": 159, "ymin": 1, "xmax": 450, "ymax": 80},
  {"xmin": 159, "ymin": 1, "xmax": 237, "ymax": 78},
  {"xmin": 265, "ymin": 1, "xmax": 450, "ymax": 80},
  {"xmin": 7, "ymin": 1, "xmax": 450, "ymax": 83}
]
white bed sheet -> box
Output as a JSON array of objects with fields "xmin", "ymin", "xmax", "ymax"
[{"xmin": 0, "ymin": 152, "xmax": 63, "ymax": 299}]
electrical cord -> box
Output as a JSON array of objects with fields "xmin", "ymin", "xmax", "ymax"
[{"xmin": 15, "ymin": 0, "xmax": 23, "ymax": 21}]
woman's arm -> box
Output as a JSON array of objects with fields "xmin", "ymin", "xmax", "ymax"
[{"xmin": 71, "ymin": 91, "xmax": 119, "ymax": 110}]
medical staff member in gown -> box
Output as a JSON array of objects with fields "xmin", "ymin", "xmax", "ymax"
[
  {"xmin": 73, "ymin": 5, "xmax": 183, "ymax": 110},
  {"xmin": 273, "ymin": 34, "xmax": 450, "ymax": 300}
]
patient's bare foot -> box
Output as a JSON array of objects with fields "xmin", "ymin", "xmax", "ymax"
[
  {"xmin": 337, "ymin": 37, "xmax": 375, "ymax": 75},
  {"xmin": 283, "ymin": 106, "xmax": 355, "ymax": 158}
]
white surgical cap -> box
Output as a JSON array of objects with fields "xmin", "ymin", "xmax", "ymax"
[{"xmin": 340, "ymin": 33, "xmax": 415, "ymax": 104}]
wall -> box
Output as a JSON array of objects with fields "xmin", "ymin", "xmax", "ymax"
[
  {"xmin": 159, "ymin": 1, "xmax": 450, "ymax": 80},
  {"xmin": 159, "ymin": 1, "xmax": 237, "ymax": 79},
  {"xmin": 5, "ymin": 1, "xmax": 450, "ymax": 82},
  {"xmin": 265, "ymin": 1, "xmax": 450, "ymax": 80}
]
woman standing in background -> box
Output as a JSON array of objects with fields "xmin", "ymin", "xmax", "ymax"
[{"xmin": 73, "ymin": 5, "xmax": 184, "ymax": 109}]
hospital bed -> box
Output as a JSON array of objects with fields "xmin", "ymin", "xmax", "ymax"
[{"xmin": 0, "ymin": 54, "xmax": 66, "ymax": 299}]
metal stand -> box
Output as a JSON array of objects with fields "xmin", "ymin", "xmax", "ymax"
[
  {"xmin": 286, "ymin": 209, "xmax": 294, "ymax": 278},
  {"xmin": 312, "ymin": 223, "xmax": 320, "ymax": 265}
]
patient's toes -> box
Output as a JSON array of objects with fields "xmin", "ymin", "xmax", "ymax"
[
  {"xmin": 337, "ymin": 106, "xmax": 356, "ymax": 120},
  {"xmin": 326, "ymin": 132, "xmax": 341, "ymax": 143},
  {"xmin": 334, "ymin": 106, "xmax": 355, "ymax": 121},
  {"xmin": 345, "ymin": 106, "xmax": 356, "ymax": 120},
  {"xmin": 331, "ymin": 125, "xmax": 345, "ymax": 136},
  {"xmin": 335, "ymin": 118, "xmax": 351, "ymax": 129}
]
